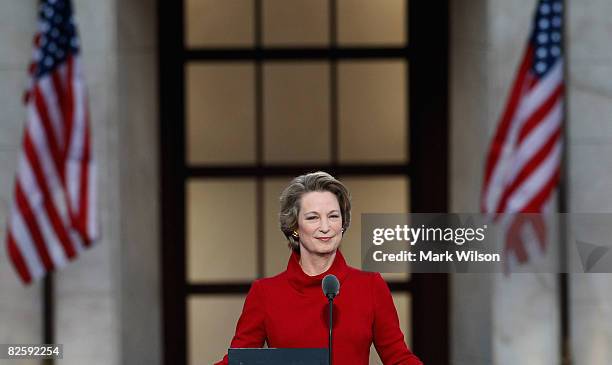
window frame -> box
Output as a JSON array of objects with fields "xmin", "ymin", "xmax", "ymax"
[{"xmin": 159, "ymin": 1, "xmax": 449, "ymax": 364}]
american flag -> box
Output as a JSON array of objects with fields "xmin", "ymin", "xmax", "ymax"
[
  {"xmin": 481, "ymin": 0, "xmax": 564, "ymax": 267},
  {"xmin": 5, "ymin": 0, "xmax": 97, "ymax": 284}
]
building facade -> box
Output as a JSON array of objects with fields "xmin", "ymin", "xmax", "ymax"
[{"xmin": 0, "ymin": 1, "xmax": 610, "ymax": 364}]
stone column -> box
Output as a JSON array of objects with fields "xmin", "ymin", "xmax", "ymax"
[
  {"xmin": 0, "ymin": 3, "xmax": 42, "ymax": 364},
  {"xmin": 450, "ymin": 0, "xmax": 494, "ymax": 363},
  {"xmin": 116, "ymin": 0, "xmax": 161, "ymax": 363},
  {"xmin": 450, "ymin": 0, "xmax": 559, "ymax": 364},
  {"xmin": 53, "ymin": 0, "xmax": 160, "ymax": 364},
  {"xmin": 567, "ymin": 0, "xmax": 612, "ymax": 363},
  {"xmin": 54, "ymin": 0, "xmax": 121, "ymax": 363}
]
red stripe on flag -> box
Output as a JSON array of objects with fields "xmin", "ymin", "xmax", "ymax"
[
  {"xmin": 28, "ymin": 62, "xmax": 37, "ymax": 77},
  {"xmin": 79, "ymin": 117, "xmax": 91, "ymax": 246},
  {"xmin": 34, "ymin": 33, "xmax": 41, "ymax": 47},
  {"xmin": 481, "ymin": 46, "xmax": 535, "ymax": 211},
  {"xmin": 51, "ymin": 72, "xmax": 68, "ymax": 142},
  {"xmin": 505, "ymin": 217, "xmax": 529, "ymax": 264},
  {"xmin": 530, "ymin": 214, "xmax": 547, "ymax": 251},
  {"xmin": 495, "ymin": 126, "xmax": 562, "ymax": 213},
  {"xmin": 63, "ymin": 57, "xmax": 75, "ymax": 161},
  {"xmin": 33, "ymin": 86, "xmax": 64, "ymax": 184},
  {"xmin": 24, "ymin": 132, "xmax": 77, "ymax": 259},
  {"xmin": 516, "ymin": 84, "xmax": 564, "ymax": 145},
  {"xmin": 14, "ymin": 182, "xmax": 54, "ymax": 271},
  {"xmin": 505, "ymin": 214, "xmax": 547, "ymax": 265},
  {"xmin": 521, "ymin": 166, "xmax": 561, "ymax": 213},
  {"xmin": 7, "ymin": 231, "xmax": 33, "ymax": 284},
  {"xmin": 525, "ymin": 72, "xmax": 539, "ymax": 91}
]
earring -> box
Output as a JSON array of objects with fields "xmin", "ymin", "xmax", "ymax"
[{"xmin": 292, "ymin": 230, "xmax": 299, "ymax": 238}]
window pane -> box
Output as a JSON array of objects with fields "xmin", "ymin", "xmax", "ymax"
[
  {"xmin": 188, "ymin": 295, "xmax": 247, "ymax": 365},
  {"xmin": 339, "ymin": 176, "xmax": 410, "ymax": 280},
  {"xmin": 338, "ymin": 0, "xmax": 406, "ymax": 46},
  {"xmin": 263, "ymin": 0, "xmax": 329, "ymax": 46},
  {"xmin": 263, "ymin": 62, "xmax": 331, "ymax": 164},
  {"xmin": 187, "ymin": 179, "xmax": 257, "ymax": 282},
  {"xmin": 338, "ymin": 60, "xmax": 408, "ymax": 163},
  {"xmin": 186, "ymin": 63, "xmax": 256, "ymax": 165},
  {"xmin": 369, "ymin": 292, "xmax": 412, "ymax": 364},
  {"xmin": 185, "ymin": 0, "xmax": 253, "ymax": 47},
  {"xmin": 263, "ymin": 177, "xmax": 295, "ymax": 276},
  {"xmin": 394, "ymin": 291, "xmax": 412, "ymax": 347}
]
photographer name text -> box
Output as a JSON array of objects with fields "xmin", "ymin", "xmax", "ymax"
[{"xmin": 373, "ymin": 250, "xmax": 500, "ymax": 262}]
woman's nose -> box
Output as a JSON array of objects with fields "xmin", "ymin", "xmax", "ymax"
[{"xmin": 319, "ymin": 218, "xmax": 330, "ymax": 232}]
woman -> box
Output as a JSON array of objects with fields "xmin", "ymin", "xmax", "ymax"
[{"xmin": 215, "ymin": 171, "xmax": 423, "ymax": 365}]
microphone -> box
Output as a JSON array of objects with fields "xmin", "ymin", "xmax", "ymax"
[
  {"xmin": 322, "ymin": 274, "xmax": 339, "ymax": 365},
  {"xmin": 322, "ymin": 274, "xmax": 339, "ymax": 300}
]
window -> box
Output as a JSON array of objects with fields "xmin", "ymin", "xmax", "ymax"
[{"xmin": 160, "ymin": 1, "xmax": 449, "ymax": 364}]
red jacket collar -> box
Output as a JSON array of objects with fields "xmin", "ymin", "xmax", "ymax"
[{"xmin": 286, "ymin": 249, "xmax": 350, "ymax": 296}]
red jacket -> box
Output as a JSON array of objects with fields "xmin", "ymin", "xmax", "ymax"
[{"xmin": 215, "ymin": 250, "xmax": 423, "ymax": 365}]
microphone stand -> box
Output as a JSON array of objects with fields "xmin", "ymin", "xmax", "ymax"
[
  {"xmin": 322, "ymin": 274, "xmax": 339, "ymax": 365},
  {"xmin": 328, "ymin": 296, "xmax": 333, "ymax": 365}
]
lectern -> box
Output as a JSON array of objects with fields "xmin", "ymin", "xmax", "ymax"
[{"xmin": 228, "ymin": 348, "xmax": 328, "ymax": 365}]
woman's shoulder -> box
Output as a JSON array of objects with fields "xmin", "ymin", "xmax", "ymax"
[{"xmin": 251, "ymin": 269, "xmax": 290, "ymax": 289}]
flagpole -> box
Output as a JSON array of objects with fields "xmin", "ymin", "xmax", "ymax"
[
  {"xmin": 38, "ymin": 1, "xmax": 55, "ymax": 363},
  {"xmin": 41, "ymin": 0, "xmax": 54, "ymax": 362},
  {"xmin": 558, "ymin": 0, "xmax": 571, "ymax": 364},
  {"xmin": 38, "ymin": 0, "xmax": 55, "ymax": 358},
  {"xmin": 43, "ymin": 273, "xmax": 54, "ymax": 365}
]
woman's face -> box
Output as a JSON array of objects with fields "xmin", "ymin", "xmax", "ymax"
[{"xmin": 297, "ymin": 191, "xmax": 343, "ymax": 255}]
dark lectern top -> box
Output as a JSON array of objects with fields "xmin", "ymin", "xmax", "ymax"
[{"xmin": 228, "ymin": 348, "xmax": 328, "ymax": 365}]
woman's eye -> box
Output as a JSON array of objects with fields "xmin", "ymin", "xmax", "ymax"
[{"xmin": 306, "ymin": 216, "xmax": 318, "ymax": 220}]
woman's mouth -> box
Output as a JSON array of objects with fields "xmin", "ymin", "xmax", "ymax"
[{"xmin": 317, "ymin": 237, "xmax": 332, "ymax": 242}]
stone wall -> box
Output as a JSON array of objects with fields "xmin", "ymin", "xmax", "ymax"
[{"xmin": 0, "ymin": 3, "xmax": 41, "ymax": 364}]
